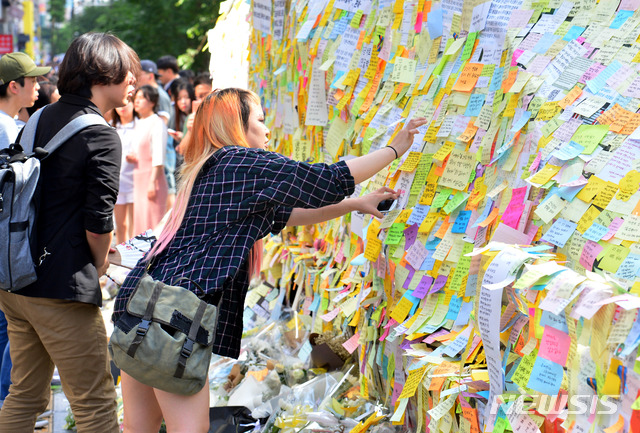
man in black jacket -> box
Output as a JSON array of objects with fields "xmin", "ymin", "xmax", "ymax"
[{"xmin": 0, "ymin": 33, "xmax": 139, "ymax": 432}]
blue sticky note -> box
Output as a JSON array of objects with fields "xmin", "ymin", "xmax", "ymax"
[
  {"xmin": 489, "ymin": 67, "xmax": 504, "ymax": 92},
  {"xmin": 620, "ymin": 315, "xmax": 640, "ymax": 358},
  {"xmin": 540, "ymin": 311, "xmax": 569, "ymax": 333},
  {"xmin": 407, "ymin": 205, "xmax": 430, "ymax": 226},
  {"xmin": 350, "ymin": 253, "xmax": 367, "ymax": 266},
  {"xmin": 586, "ymin": 60, "xmax": 622, "ymax": 94},
  {"xmin": 510, "ymin": 111, "xmax": 532, "ymax": 132},
  {"xmin": 464, "ymin": 94, "xmax": 486, "ymax": 117},
  {"xmin": 611, "ymin": 10, "xmax": 634, "ymax": 29},
  {"xmin": 582, "ymin": 223, "xmax": 608, "ymax": 242},
  {"xmin": 309, "ymin": 295, "xmax": 321, "ymax": 312},
  {"xmin": 556, "ymin": 185, "xmax": 584, "ymax": 202},
  {"xmin": 329, "ymin": 17, "xmax": 349, "ymax": 39},
  {"xmin": 532, "ymin": 33, "xmax": 560, "ymax": 54},
  {"xmin": 453, "ymin": 301, "xmax": 473, "ymax": 326},
  {"xmin": 451, "ymin": 210, "xmax": 472, "ymax": 233},
  {"xmin": 615, "ymin": 254, "xmax": 640, "ymax": 280},
  {"xmin": 562, "ymin": 26, "xmax": 585, "ymax": 41},
  {"xmin": 472, "ymin": 201, "xmax": 494, "ymax": 228},
  {"xmin": 427, "ymin": 8, "xmax": 443, "ymax": 38},
  {"xmin": 553, "ymin": 140, "xmax": 584, "ymax": 160},
  {"xmin": 445, "ymin": 296, "xmax": 463, "ymax": 321},
  {"xmin": 527, "ymin": 357, "xmax": 563, "ymax": 396},
  {"xmin": 419, "ymin": 250, "xmax": 436, "ymax": 270},
  {"xmin": 541, "ymin": 218, "xmax": 577, "ymax": 248},
  {"xmin": 330, "ymin": 71, "xmax": 346, "ymax": 88}
]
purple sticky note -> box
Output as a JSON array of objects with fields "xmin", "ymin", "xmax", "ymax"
[
  {"xmin": 404, "ymin": 224, "xmax": 419, "ymax": 249},
  {"xmin": 403, "ymin": 264, "xmax": 416, "ymax": 289},
  {"xmin": 412, "ymin": 275, "xmax": 434, "ymax": 299},
  {"xmin": 430, "ymin": 275, "xmax": 448, "ymax": 294}
]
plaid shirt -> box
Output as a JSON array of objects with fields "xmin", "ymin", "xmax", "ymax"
[{"xmin": 112, "ymin": 146, "xmax": 355, "ymax": 358}]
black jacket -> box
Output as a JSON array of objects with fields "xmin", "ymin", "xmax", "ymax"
[{"xmin": 18, "ymin": 94, "xmax": 121, "ymax": 305}]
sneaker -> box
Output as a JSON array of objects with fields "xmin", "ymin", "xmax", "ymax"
[{"xmin": 34, "ymin": 419, "xmax": 48, "ymax": 429}]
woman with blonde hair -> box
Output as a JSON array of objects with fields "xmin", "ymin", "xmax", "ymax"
[{"xmin": 112, "ymin": 88, "xmax": 426, "ymax": 432}]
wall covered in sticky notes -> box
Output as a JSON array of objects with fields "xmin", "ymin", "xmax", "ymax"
[{"xmin": 250, "ymin": 0, "xmax": 640, "ymax": 431}]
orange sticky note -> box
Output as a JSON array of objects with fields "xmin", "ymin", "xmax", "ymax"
[{"xmin": 452, "ymin": 63, "xmax": 483, "ymax": 92}]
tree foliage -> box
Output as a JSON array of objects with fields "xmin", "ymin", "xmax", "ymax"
[{"xmin": 50, "ymin": 0, "xmax": 221, "ymax": 72}]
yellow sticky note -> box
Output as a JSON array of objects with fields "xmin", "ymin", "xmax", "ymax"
[
  {"xmin": 536, "ymin": 101, "xmax": 562, "ymax": 121},
  {"xmin": 528, "ymin": 164, "xmax": 561, "ymax": 186},
  {"xmin": 576, "ymin": 176, "xmax": 607, "ymax": 202},
  {"xmin": 433, "ymin": 141, "xmax": 456, "ymax": 166},
  {"xmin": 364, "ymin": 237, "xmax": 382, "ymax": 261},
  {"xmin": 390, "ymin": 296, "xmax": 414, "ymax": 323},
  {"xmin": 399, "ymin": 152, "xmax": 422, "ymax": 172},
  {"xmin": 398, "ymin": 366, "xmax": 427, "ymax": 399},
  {"xmin": 577, "ymin": 206, "xmax": 601, "ymax": 234}
]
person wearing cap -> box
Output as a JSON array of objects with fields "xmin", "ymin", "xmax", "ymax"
[{"xmin": 0, "ymin": 52, "xmax": 50, "ymax": 148}]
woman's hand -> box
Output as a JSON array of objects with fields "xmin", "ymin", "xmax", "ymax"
[
  {"xmin": 126, "ymin": 153, "xmax": 138, "ymax": 163},
  {"xmin": 169, "ymin": 129, "xmax": 183, "ymax": 142},
  {"xmin": 389, "ymin": 117, "xmax": 428, "ymax": 157},
  {"xmin": 147, "ymin": 185, "xmax": 157, "ymax": 201},
  {"xmin": 352, "ymin": 187, "xmax": 399, "ymax": 219}
]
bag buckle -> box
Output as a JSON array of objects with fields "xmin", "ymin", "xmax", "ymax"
[
  {"xmin": 137, "ymin": 319, "xmax": 151, "ymax": 337},
  {"xmin": 180, "ymin": 338, "xmax": 194, "ymax": 358}
]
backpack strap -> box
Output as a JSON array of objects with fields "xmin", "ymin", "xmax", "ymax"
[
  {"xmin": 18, "ymin": 107, "xmax": 45, "ymax": 153},
  {"xmin": 19, "ymin": 107, "xmax": 109, "ymax": 156},
  {"xmin": 41, "ymin": 114, "xmax": 109, "ymax": 157}
]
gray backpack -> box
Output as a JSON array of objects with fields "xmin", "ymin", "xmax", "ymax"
[{"xmin": 0, "ymin": 107, "xmax": 108, "ymax": 291}]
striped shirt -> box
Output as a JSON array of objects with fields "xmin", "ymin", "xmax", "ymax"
[{"xmin": 112, "ymin": 145, "xmax": 355, "ymax": 358}]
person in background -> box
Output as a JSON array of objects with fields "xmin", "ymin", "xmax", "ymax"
[
  {"xmin": 110, "ymin": 100, "xmax": 137, "ymax": 244},
  {"xmin": 156, "ymin": 55, "xmax": 180, "ymax": 95},
  {"xmin": 168, "ymin": 78, "xmax": 195, "ymax": 144},
  {"xmin": 0, "ymin": 52, "xmax": 50, "ymax": 413},
  {"xmin": 131, "ymin": 85, "xmax": 168, "ymax": 235},
  {"xmin": 177, "ymin": 73, "xmax": 212, "ymax": 155},
  {"xmin": 136, "ymin": 60, "xmax": 175, "ymax": 211},
  {"xmin": 0, "ymin": 52, "xmax": 49, "ymax": 148},
  {"xmin": 0, "ymin": 32, "xmax": 139, "ymax": 432},
  {"xmin": 193, "ymin": 72, "xmax": 213, "ymax": 102},
  {"xmin": 112, "ymin": 87, "xmax": 426, "ymax": 432},
  {"xmin": 178, "ymin": 69, "xmax": 194, "ymax": 85}
]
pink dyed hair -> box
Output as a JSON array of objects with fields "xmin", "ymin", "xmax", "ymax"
[{"xmin": 146, "ymin": 88, "xmax": 263, "ymax": 279}]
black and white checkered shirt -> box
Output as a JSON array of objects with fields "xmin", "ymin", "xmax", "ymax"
[{"xmin": 112, "ymin": 146, "xmax": 355, "ymax": 358}]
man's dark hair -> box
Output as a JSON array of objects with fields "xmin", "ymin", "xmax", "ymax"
[
  {"xmin": 157, "ymin": 55, "xmax": 179, "ymax": 74},
  {"xmin": 58, "ymin": 32, "xmax": 140, "ymax": 98},
  {"xmin": 178, "ymin": 69, "xmax": 194, "ymax": 84},
  {"xmin": 193, "ymin": 73, "xmax": 212, "ymax": 88},
  {"xmin": 0, "ymin": 76, "xmax": 25, "ymax": 99},
  {"xmin": 136, "ymin": 85, "xmax": 159, "ymax": 113}
]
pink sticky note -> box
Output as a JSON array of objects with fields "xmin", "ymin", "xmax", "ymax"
[
  {"xmin": 529, "ymin": 152, "xmax": 542, "ymax": 172},
  {"xmin": 512, "ymin": 49, "xmax": 524, "ymax": 67},
  {"xmin": 539, "ymin": 326, "xmax": 571, "ymax": 366},
  {"xmin": 320, "ymin": 308, "xmax": 340, "ymax": 322},
  {"xmin": 415, "ymin": 12, "xmax": 423, "ymax": 33},
  {"xmin": 579, "ymin": 240, "xmax": 604, "ymax": 270},
  {"xmin": 342, "ymin": 332, "xmax": 360, "ymax": 354},
  {"xmin": 602, "ymin": 217, "xmax": 624, "ymax": 241}
]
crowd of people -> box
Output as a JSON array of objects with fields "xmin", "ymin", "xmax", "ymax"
[{"xmin": 0, "ymin": 32, "xmax": 420, "ymax": 432}]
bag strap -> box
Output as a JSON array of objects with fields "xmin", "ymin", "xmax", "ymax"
[
  {"xmin": 126, "ymin": 279, "xmax": 163, "ymax": 358},
  {"xmin": 20, "ymin": 107, "xmax": 109, "ymax": 156},
  {"xmin": 174, "ymin": 300, "xmax": 207, "ymax": 379}
]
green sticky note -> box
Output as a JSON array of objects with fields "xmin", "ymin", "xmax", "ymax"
[
  {"xmin": 598, "ymin": 243, "xmax": 630, "ymax": 273},
  {"xmin": 384, "ymin": 223, "xmax": 405, "ymax": 245},
  {"xmin": 443, "ymin": 192, "xmax": 468, "ymax": 214},
  {"xmin": 461, "ymin": 32, "xmax": 477, "ymax": 63},
  {"xmin": 493, "ymin": 416, "xmax": 507, "ymax": 433},
  {"xmin": 350, "ymin": 10, "xmax": 363, "ymax": 28},
  {"xmin": 512, "ymin": 349, "xmax": 538, "ymax": 391},
  {"xmin": 390, "ymin": 57, "xmax": 418, "ymax": 84},
  {"xmin": 541, "ymin": 115, "xmax": 564, "ymax": 137},
  {"xmin": 572, "ymin": 124, "xmax": 609, "ymax": 155},
  {"xmin": 432, "ymin": 188, "xmax": 452, "ymax": 209}
]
